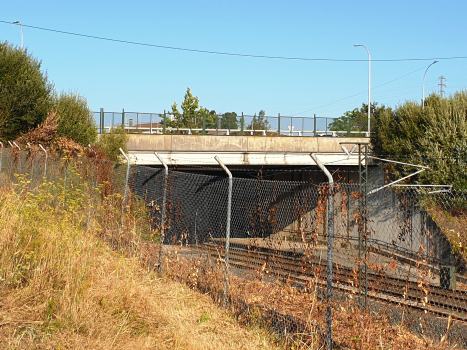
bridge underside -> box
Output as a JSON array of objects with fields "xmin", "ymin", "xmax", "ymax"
[
  {"xmin": 128, "ymin": 151, "xmax": 359, "ymax": 167},
  {"xmin": 126, "ymin": 134, "xmax": 373, "ymax": 183}
]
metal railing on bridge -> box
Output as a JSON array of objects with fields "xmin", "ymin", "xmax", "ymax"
[{"xmin": 94, "ymin": 109, "xmax": 374, "ymax": 137}]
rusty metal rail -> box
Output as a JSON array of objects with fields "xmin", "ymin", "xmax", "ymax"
[{"xmin": 203, "ymin": 242, "xmax": 467, "ymax": 322}]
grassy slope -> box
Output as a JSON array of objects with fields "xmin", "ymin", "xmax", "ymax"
[
  {"xmin": 0, "ymin": 185, "xmax": 278, "ymax": 349},
  {"xmin": 0, "ymin": 173, "xmax": 459, "ymax": 350}
]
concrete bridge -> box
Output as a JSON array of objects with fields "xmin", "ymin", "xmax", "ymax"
[{"xmin": 127, "ymin": 134, "xmax": 370, "ymax": 167}]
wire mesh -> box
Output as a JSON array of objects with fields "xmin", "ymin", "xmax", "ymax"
[
  {"xmin": 3, "ymin": 148, "xmax": 467, "ymax": 348},
  {"xmin": 129, "ymin": 164, "xmax": 467, "ymax": 348}
]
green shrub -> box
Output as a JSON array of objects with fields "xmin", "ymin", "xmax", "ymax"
[{"xmin": 95, "ymin": 125, "xmax": 128, "ymax": 162}]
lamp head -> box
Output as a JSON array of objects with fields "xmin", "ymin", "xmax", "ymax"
[
  {"xmin": 434, "ymin": 60, "xmax": 439, "ymax": 63},
  {"xmin": 13, "ymin": 21, "xmax": 20, "ymax": 24}
]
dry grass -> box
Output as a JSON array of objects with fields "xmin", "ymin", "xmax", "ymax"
[
  {"xmin": 1, "ymin": 162, "xmax": 463, "ymax": 350},
  {"xmin": 164, "ymin": 249, "xmax": 462, "ymax": 350},
  {"xmin": 0, "ymin": 181, "xmax": 280, "ymax": 349}
]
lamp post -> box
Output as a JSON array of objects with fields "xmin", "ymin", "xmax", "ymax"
[
  {"xmin": 13, "ymin": 21, "xmax": 23, "ymax": 49},
  {"xmin": 354, "ymin": 45, "xmax": 371, "ymax": 136},
  {"xmin": 422, "ymin": 61, "xmax": 439, "ymax": 110}
]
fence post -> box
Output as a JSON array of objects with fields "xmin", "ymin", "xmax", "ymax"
[
  {"xmin": 357, "ymin": 143, "xmax": 369, "ymax": 308},
  {"xmin": 241, "ymin": 113, "xmax": 244, "ymax": 136},
  {"xmin": 87, "ymin": 145, "xmax": 98, "ymax": 230},
  {"xmin": 214, "ymin": 156, "xmax": 232, "ymax": 308},
  {"xmin": 7, "ymin": 141, "xmax": 13, "ymax": 181},
  {"xmin": 100, "ymin": 108, "xmax": 104, "ymax": 134},
  {"xmin": 154, "ymin": 152, "xmax": 168, "ymax": 273},
  {"xmin": 150, "ymin": 113, "xmax": 153, "ymax": 134},
  {"xmin": 313, "ymin": 114, "xmax": 317, "ymax": 136},
  {"xmin": 119, "ymin": 148, "xmax": 131, "ymax": 245},
  {"xmin": 203, "ymin": 114, "xmax": 206, "ymax": 135},
  {"xmin": 13, "ymin": 142, "xmax": 21, "ymax": 173},
  {"xmin": 38, "ymin": 144, "xmax": 48, "ymax": 178},
  {"xmin": 310, "ymin": 153, "xmax": 334, "ymax": 350},
  {"xmin": 278, "ymin": 113, "xmax": 281, "ymax": 137}
]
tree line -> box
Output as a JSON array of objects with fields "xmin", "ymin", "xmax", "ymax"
[
  {"xmin": 329, "ymin": 91, "xmax": 467, "ymax": 189},
  {"xmin": 0, "ymin": 41, "xmax": 125, "ymax": 160},
  {"xmin": 165, "ymin": 87, "xmax": 270, "ymax": 132},
  {"xmin": 3, "ymin": 38, "xmax": 466, "ymax": 188}
]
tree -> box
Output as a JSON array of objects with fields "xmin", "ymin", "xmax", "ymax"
[
  {"xmin": 0, "ymin": 41, "xmax": 54, "ymax": 142},
  {"xmin": 221, "ymin": 112, "xmax": 238, "ymax": 129},
  {"xmin": 247, "ymin": 110, "xmax": 270, "ymax": 131},
  {"xmin": 55, "ymin": 92, "xmax": 98, "ymax": 147},
  {"xmin": 169, "ymin": 88, "xmax": 198, "ymax": 130},
  {"xmin": 371, "ymin": 91, "xmax": 467, "ymax": 189},
  {"xmin": 165, "ymin": 88, "xmax": 216, "ymax": 133},
  {"xmin": 329, "ymin": 103, "xmax": 389, "ymax": 135},
  {"xmin": 200, "ymin": 108, "xmax": 218, "ymax": 129}
]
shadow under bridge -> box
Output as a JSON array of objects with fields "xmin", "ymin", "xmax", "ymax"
[{"xmin": 130, "ymin": 165, "xmax": 328, "ymax": 245}]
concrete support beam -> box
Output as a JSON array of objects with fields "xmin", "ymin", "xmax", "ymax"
[
  {"xmin": 128, "ymin": 151, "xmax": 360, "ymax": 166},
  {"xmin": 127, "ymin": 135, "xmax": 369, "ymax": 154}
]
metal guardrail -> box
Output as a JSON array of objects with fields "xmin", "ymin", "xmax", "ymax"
[{"xmin": 94, "ymin": 109, "xmax": 374, "ymax": 137}]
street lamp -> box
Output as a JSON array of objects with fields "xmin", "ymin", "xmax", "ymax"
[
  {"xmin": 354, "ymin": 45, "xmax": 371, "ymax": 136},
  {"xmin": 13, "ymin": 21, "xmax": 23, "ymax": 49},
  {"xmin": 422, "ymin": 61, "xmax": 438, "ymax": 110}
]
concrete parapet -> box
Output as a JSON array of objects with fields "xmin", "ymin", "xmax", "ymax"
[{"xmin": 127, "ymin": 135, "xmax": 370, "ymax": 153}]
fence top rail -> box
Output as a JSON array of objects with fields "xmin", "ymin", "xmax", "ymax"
[
  {"xmin": 95, "ymin": 110, "xmax": 342, "ymax": 119},
  {"xmin": 95, "ymin": 109, "xmax": 376, "ymax": 137}
]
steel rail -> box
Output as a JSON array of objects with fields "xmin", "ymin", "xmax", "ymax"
[{"xmin": 203, "ymin": 242, "xmax": 467, "ymax": 321}]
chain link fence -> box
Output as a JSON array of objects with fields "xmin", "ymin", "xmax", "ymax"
[
  {"xmin": 132, "ymin": 163, "xmax": 467, "ymax": 349},
  {"xmin": 2, "ymin": 146, "xmax": 467, "ymax": 348},
  {"xmin": 94, "ymin": 109, "xmax": 375, "ymax": 137}
]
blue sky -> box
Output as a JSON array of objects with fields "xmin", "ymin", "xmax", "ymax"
[{"xmin": 1, "ymin": 0, "xmax": 466, "ymax": 119}]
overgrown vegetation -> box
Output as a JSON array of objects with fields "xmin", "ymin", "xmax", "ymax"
[
  {"xmin": 0, "ymin": 151, "xmax": 462, "ymax": 349},
  {"xmin": 95, "ymin": 124, "xmax": 129, "ymax": 162},
  {"xmin": 55, "ymin": 91, "xmax": 98, "ymax": 147},
  {"xmin": 0, "ymin": 158, "xmax": 279, "ymax": 349},
  {"xmin": 0, "ymin": 41, "xmax": 103, "ymax": 152},
  {"xmin": 371, "ymin": 91, "xmax": 467, "ymax": 189},
  {"xmin": 166, "ymin": 251, "xmax": 456, "ymax": 349},
  {"xmin": 330, "ymin": 91, "xmax": 467, "ymax": 189},
  {"xmin": 329, "ymin": 102, "xmax": 389, "ymax": 136},
  {"xmin": 0, "ymin": 41, "xmax": 54, "ymax": 142}
]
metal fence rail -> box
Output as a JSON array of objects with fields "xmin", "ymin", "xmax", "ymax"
[
  {"xmin": 131, "ymin": 163, "xmax": 467, "ymax": 348},
  {"xmin": 94, "ymin": 109, "xmax": 376, "ymax": 137},
  {"xmin": 2, "ymin": 147, "xmax": 467, "ymax": 349}
]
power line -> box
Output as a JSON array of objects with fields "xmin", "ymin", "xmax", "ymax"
[
  {"xmin": 2, "ymin": 20, "xmax": 467, "ymax": 63},
  {"xmin": 293, "ymin": 65, "xmax": 429, "ymax": 115}
]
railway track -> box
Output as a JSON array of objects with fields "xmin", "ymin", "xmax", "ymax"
[{"xmin": 204, "ymin": 242, "xmax": 467, "ymax": 322}]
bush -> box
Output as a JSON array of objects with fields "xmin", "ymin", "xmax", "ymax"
[
  {"xmin": 0, "ymin": 41, "xmax": 54, "ymax": 142},
  {"xmin": 372, "ymin": 90, "xmax": 467, "ymax": 189},
  {"xmin": 55, "ymin": 91, "xmax": 98, "ymax": 147},
  {"xmin": 95, "ymin": 125, "xmax": 128, "ymax": 162}
]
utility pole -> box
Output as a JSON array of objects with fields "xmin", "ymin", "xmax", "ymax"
[{"xmin": 439, "ymin": 76, "xmax": 446, "ymax": 98}]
